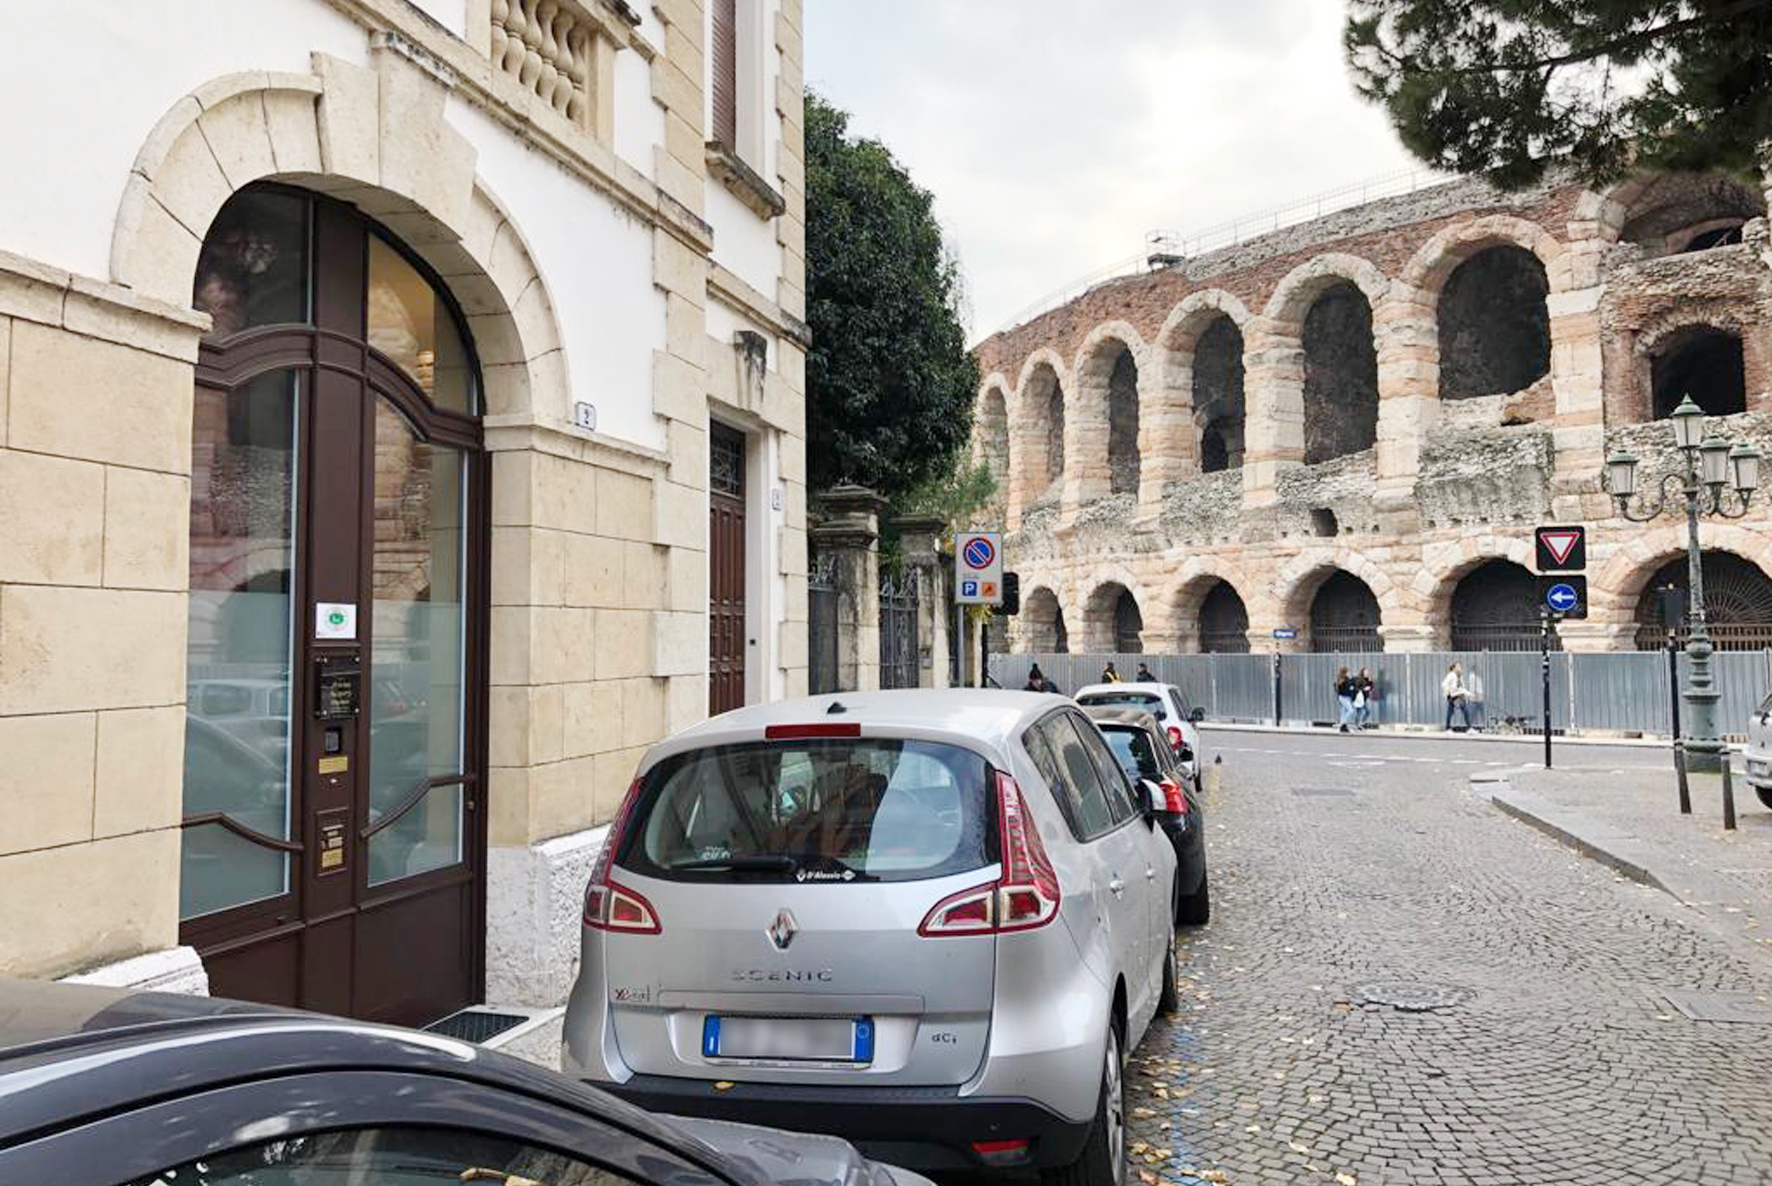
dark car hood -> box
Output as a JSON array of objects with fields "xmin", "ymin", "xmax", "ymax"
[{"xmin": 667, "ymin": 1116, "xmax": 935, "ymax": 1186}]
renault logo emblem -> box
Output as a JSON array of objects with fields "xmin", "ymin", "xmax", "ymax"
[{"xmin": 767, "ymin": 909, "xmax": 797, "ymax": 951}]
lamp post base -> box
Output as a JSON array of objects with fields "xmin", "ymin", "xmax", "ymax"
[{"xmin": 1681, "ymin": 744, "xmax": 1725, "ymax": 775}]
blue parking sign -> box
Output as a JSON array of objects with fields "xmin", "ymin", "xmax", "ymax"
[{"xmin": 962, "ymin": 580, "xmax": 978, "ymax": 597}]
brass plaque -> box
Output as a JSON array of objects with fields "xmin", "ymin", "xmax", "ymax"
[
  {"xmin": 320, "ymin": 846, "xmax": 344, "ymax": 870},
  {"xmin": 318, "ymin": 755, "xmax": 349, "ymax": 775}
]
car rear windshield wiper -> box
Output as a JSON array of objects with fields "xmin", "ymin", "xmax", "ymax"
[{"xmin": 669, "ymin": 855, "xmax": 798, "ymax": 873}]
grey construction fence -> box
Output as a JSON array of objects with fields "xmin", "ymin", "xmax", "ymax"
[{"xmin": 990, "ymin": 650, "xmax": 1772, "ymax": 738}]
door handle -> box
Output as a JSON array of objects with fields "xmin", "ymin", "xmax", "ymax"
[
  {"xmin": 1109, "ymin": 878, "xmax": 1126, "ymax": 897},
  {"xmin": 1145, "ymin": 867, "xmax": 1156, "ymax": 880}
]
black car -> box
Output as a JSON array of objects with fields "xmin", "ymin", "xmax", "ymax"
[
  {"xmin": 1082, "ymin": 705, "xmax": 1210, "ymax": 926},
  {"xmin": 0, "ymin": 978, "xmax": 933, "ymax": 1186}
]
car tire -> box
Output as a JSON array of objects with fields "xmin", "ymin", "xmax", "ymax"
[
  {"xmin": 1157, "ymin": 937, "xmax": 1180, "ymax": 1014},
  {"xmin": 1177, "ymin": 868, "xmax": 1211, "ymax": 927},
  {"xmin": 1042, "ymin": 1022, "xmax": 1127, "ymax": 1186},
  {"xmin": 1757, "ymin": 786, "xmax": 1772, "ymax": 812}
]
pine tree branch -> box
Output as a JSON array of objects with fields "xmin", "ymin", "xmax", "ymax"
[{"xmin": 1452, "ymin": 0, "xmax": 1772, "ymax": 73}]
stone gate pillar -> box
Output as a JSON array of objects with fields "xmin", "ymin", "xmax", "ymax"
[
  {"xmin": 894, "ymin": 515, "xmax": 950, "ymax": 688},
  {"xmin": 810, "ymin": 485, "xmax": 885, "ymax": 692}
]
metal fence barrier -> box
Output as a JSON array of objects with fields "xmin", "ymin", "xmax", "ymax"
[{"xmin": 990, "ymin": 650, "xmax": 1772, "ymax": 738}]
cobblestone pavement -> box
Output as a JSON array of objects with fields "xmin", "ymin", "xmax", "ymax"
[{"xmin": 1128, "ymin": 736, "xmax": 1772, "ymax": 1186}]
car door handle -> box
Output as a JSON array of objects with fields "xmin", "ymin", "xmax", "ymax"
[
  {"xmin": 1109, "ymin": 878, "xmax": 1126, "ymax": 896},
  {"xmin": 1145, "ymin": 867, "xmax": 1156, "ymax": 880}
]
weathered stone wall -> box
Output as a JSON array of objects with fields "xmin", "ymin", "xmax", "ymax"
[{"xmin": 976, "ymin": 166, "xmax": 1772, "ymax": 657}]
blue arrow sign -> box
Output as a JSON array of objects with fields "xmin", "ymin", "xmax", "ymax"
[{"xmin": 1545, "ymin": 582, "xmax": 1579, "ymax": 613}]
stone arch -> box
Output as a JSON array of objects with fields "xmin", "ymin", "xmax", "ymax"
[
  {"xmin": 1593, "ymin": 524, "xmax": 1772, "ymax": 626},
  {"xmin": 1645, "ymin": 323, "xmax": 1749, "ymax": 420},
  {"xmin": 1628, "ymin": 551, "xmax": 1772, "ymax": 650},
  {"xmin": 1011, "ymin": 349, "xmax": 1069, "ymax": 521},
  {"xmin": 1275, "ymin": 547, "xmax": 1403, "ymax": 638},
  {"xmin": 1419, "ymin": 536, "xmax": 1537, "ymax": 641},
  {"xmin": 974, "ymin": 375, "xmax": 1012, "ymax": 484},
  {"xmin": 1020, "ymin": 585, "xmax": 1069, "ymax": 654},
  {"xmin": 1153, "ymin": 290, "xmax": 1253, "ymax": 480},
  {"xmin": 1159, "ymin": 560, "xmax": 1256, "ymax": 654},
  {"xmin": 110, "ymin": 62, "xmax": 567, "ymax": 421},
  {"xmin": 1070, "ymin": 322, "xmax": 1147, "ymax": 506},
  {"xmin": 1253, "ymin": 254, "xmax": 1389, "ymax": 471},
  {"xmin": 1445, "ymin": 559, "xmax": 1547, "ymax": 652},
  {"xmin": 1081, "ymin": 578, "xmax": 1149, "ymax": 654},
  {"xmin": 1571, "ymin": 171, "xmax": 1766, "ymax": 248}
]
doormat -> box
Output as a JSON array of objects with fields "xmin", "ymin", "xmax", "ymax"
[{"xmin": 425, "ymin": 1008, "xmax": 532, "ymax": 1043}]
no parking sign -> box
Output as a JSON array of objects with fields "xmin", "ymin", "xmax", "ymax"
[{"xmin": 955, "ymin": 531, "xmax": 1003, "ymax": 605}]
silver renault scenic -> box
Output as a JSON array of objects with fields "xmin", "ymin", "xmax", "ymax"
[{"xmin": 563, "ymin": 690, "xmax": 1181, "ymax": 1186}]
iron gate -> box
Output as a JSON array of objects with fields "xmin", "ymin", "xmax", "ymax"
[
  {"xmin": 880, "ymin": 569, "xmax": 920, "ymax": 690},
  {"xmin": 809, "ymin": 553, "xmax": 840, "ymax": 695}
]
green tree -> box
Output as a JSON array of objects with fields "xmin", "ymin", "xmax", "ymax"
[
  {"xmin": 806, "ymin": 91, "xmax": 979, "ymax": 499},
  {"xmin": 1345, "ymin": 0, "xmax": 1772, "ymax": 188}
]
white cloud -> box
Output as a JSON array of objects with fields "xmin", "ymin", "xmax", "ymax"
[{"xmin": 805, "ymin": 0, "xmax": 1429, "ymax": 340}]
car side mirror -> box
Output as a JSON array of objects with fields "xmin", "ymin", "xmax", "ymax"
[
  {"xmin": 1140, "ymin": 779, "xmax": 1166, "ymax": 823},
  {"xmin": 1189, "ymin": 707, "xmax": 1205, "ymax": 724}
]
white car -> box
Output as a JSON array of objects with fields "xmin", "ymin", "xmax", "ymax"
[
  {"xmin": 1744, "ymin": 690, "xmax": 1772, "ymax": 810},
  {"xmin": 1074, "ymin": 683, "xmax": 1204, "ymax": 788},
  {"xmin": 563, "ymin": 689, "xmax": 1180, "ymax": 1186}
]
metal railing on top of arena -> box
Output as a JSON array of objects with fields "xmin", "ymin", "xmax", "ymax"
[{"xmin": 991, "ymin": 650, "xmax": 1772, "ymax": 739}]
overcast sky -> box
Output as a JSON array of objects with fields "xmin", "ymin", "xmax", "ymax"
[{"xmin": 804, "ymin": 1, "xmax": 1432, "ymax": 341}]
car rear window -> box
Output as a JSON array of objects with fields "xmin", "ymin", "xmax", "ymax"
[
  {"xmin": 1102, "ymin": 725, "xmax": 1164, "ymax": 781},
  {"xmin": 620, "ymin": 738, "xmax": 993, "ymax": 883},
  {"xmin": 1078, "ymin": 691, "xmax": 1165, "ymax": 719}
]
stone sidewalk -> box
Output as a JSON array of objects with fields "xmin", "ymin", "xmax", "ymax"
[{"xmin": 1489, "ymin": 759, "xmax": 1772, "ymax": 966}]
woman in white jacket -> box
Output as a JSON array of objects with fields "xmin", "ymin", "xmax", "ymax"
[{"xmin": 1442, "ymin": 663, "xmax": 1471, "ymax": 731}]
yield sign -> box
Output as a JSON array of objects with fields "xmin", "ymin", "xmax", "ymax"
[{"xmin": 1535, "ymin": 525, "xmax": 1586, "ymax": 572}]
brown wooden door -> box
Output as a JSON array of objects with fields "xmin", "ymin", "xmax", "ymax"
[
  {"xmin": 709, "ymin": 422, "xmax": 747, "ymax": 714},
  {"xmin": 180, "ymin": 187, "xmax": 487, "ymax": 1026}
]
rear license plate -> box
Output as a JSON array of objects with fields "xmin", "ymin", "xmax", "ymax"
[{"xmin": 702, "ymin": 1015, "xmax": 875, "ymax": 1063}]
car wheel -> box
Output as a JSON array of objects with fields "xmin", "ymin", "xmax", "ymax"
[
  {"xmin": 1157, "ymin": 937, "xmax": 1180, "ymax": 1014},
  {"xmin": 1178, "ymin": 868, "xmax": 1210, "ymax": 927},
  {"xmin": 1041, "ymin": 1022, "xmax": 1127, "ymax": 1186},
  {"xmin": 1757, "ymin": 786, "xmax": 1772, "ymax": 812}
]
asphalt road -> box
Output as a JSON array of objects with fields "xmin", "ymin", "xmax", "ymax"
[{"xmin": 1128, "ymin": 727, "xmax": 1772, "ymax": 1186}]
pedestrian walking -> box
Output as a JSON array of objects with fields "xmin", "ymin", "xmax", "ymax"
[
  {"xmin": 1102, "ymin": 662, "xmax": 1121, "ymax": 683},
  {"xmin": 1334, "ymin": 665, "xmax": 1357, "ymax": 732},
  {"xmin": 1135, "ymin": 661, "xmax": 1155, "ymax": 683},
  {"xmin": 1442, "ymin": 662, "xmax": 1471, "ymax": 731},
  {"xmin": 1354, "ymin": 666, "xmax": 1376, "ymax": 729},
  {"xmin": 1465, "ymin": 666, "xmax": 1486, "ymax": 732}
]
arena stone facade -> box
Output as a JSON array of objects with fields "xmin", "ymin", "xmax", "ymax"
[{"xmin": 970, "ymin": 169, "xmax": 1772, "ymax": 656}]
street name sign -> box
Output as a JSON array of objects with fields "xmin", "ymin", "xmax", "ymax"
[
  {"xmin": 1272, "ymin": 627, "xmax": 1298, "ymax": 640},
  {"xmin": 1534, "ymin": 525, "xmax": 1587, "ymax": 572},
  {"xmin": 1539, "ymin": 575, "xmax": 1587, "ymax": 618},
  {"xmin": 955, "ymin": 530, "xmax": 1003, "ymax": 605}
]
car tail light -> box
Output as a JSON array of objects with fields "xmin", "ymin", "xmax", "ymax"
[
  {"xmin": 920, "ymin": 770, "xmax": 1061, "ymax": 936},
  {"xmin": 764, "ymin": 722, "xmax": 861, "ymax": 740},
  {"xmin": 1160, "ymin": 778, "xmax": 1188, "ymax": 815},
  {"xmin": 584, "ymin": 779, "xmax": 662, "ymax": 934},
  {"xmin": 972, "ymin": 1139, "xmax": 1031, "ymax": 1166},
  {"xmin": 1166, "ymin": 725, "xmax": 1184, "ymax": 749}
]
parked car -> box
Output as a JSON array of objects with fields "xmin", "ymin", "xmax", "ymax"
[
  {"xmin": 0, "ymin": 977, "xmax": 932, "ymax": 1186},
  {"xmin": 1745, "ymin": 690, "xmax": 1772, "ymax": 810},
  {"xmin": 1074, "ymin": 681, "xmax": 1204, "ymax": 782},
  {"xmin": 564, "ymin": 689, "xmax": 1181, "ymax": 1186},
  {"xmin": 1082, "ymin": 705, "xmax": 1210, "ymax": 926}
]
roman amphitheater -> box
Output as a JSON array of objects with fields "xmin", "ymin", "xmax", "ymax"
[{"xmin": 970, "ymin": 169, "xmax": 1772, "ymax": 657}]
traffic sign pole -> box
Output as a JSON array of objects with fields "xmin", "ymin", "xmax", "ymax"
[{"xmin": 1540, "ymin": 607, "xmax": 1554, "ymax": 770}]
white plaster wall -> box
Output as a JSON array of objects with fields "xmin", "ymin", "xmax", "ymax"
[
  {"xmin": 707, "ymin": 183, "xmax": 783, "ymax": 296},
  {"xmin": 406, "ymin": 0, "xmax": 467, "ymax": 37},
  {"xmin": 449, "ymin": 99, "xmax": 667, "ymax": 449},
  {"xmin": 613, "ymin": 48, "xmax": 665, "ymax": 178},
  {"xmin": 0, "ymin": 2, "xmax": 368, "ymax": 280}
]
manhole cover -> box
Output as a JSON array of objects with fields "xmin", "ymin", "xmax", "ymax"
[
  {"xmin": 1353, "ymin": 982, "xmax": 1474, "ymax": 1012},
  {"xmin": 1293, "ymin": 787, "xmax": 1356, "ymax": 797},
  {"xmin": 1661, "ymin": 989, "xmax": 1772, "ymax": 1024}
]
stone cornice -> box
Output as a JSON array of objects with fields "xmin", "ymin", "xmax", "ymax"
[
  {"xmin": 0, "ymin": 248, "xmax": 210, "ymax": 362},
  {"xmin": 708, "ymin": 262, "xmax": 811, "ymax": 348},
  {"xmin": 483, "ymin": 416, "xmax": 670, "ymax": 472}
]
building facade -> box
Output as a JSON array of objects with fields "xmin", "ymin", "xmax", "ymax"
[
  {"xmin": 971, "ymin": 170, "xmax": 1772, "ymax": 659},
  {"xmin": 0, "ymin": 0, "xmax": 808, "ymax": 1025}
]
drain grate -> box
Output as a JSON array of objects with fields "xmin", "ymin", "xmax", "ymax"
[
  {"xmin": 425, "ymin": 1008, "xmax": 531, "ymax": 1043},
  {"xmin": 1293, "ymin": 787, "xmax": 1356, "ymax": 797},
  {"xmin": 1661, "ymin": 990, "xmax": 1772, "ymax": 1024},
  {"xmin": 1353, "ymin": 982, "xmax": 1474, "ymax": 1012}
]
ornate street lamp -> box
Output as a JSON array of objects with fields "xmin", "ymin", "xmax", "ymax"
[{"xmin": 1603, "ymin": 396, "xmax": 1762, "ymax": 772}]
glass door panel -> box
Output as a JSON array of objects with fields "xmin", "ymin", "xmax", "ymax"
[
  {"xmin": 367, "ymin": 398, "xmax": 467, "ymax": 886},
  {"xmin": 181, "ymin": 369, "xmax": 300, "ymax": 919}
]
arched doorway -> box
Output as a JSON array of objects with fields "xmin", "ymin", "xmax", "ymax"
[
  {"xmin": 1302, "ymin": 282, "xmax": 1378, "ymax": 464},
  {"xmin": 1023, "ymin": 587, "xmax": 1068, "ymax": 653},
  {"xmin": 1198, "ymin": 581, "xmax": 1250, "ymax": 653},
  {"xmin": 1085, "ymin": 582, "xmax": 1143, "ymax": 653},
  {"xmin": 1114, "ymin": 589, "xmax": 1144, "ymax": 653},
  {"xmin": 182, "ymin": 184, "xmax": 488, "ymax": 1025},
  {"xmin": 1633, "ymin": 552, "xmax": 1772, "ymax": 650},
  {"xmin": 1194, "ymin": 316, "xmax": 1245, "ymax": 474},
  {"xmin": 1450, "ymin": 560, "xmax": 1551, "ymax": 651},
  {"xmin": 1309, "ymin": 571, "xmax": 1381, "ymax": 652}
]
